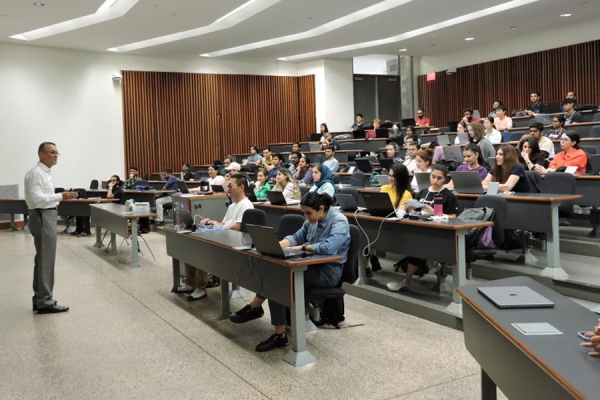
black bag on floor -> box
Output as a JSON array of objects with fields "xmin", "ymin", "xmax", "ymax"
[{"xmin": 318, "ymin": 297, "xmax": 345, "ymax": 327}]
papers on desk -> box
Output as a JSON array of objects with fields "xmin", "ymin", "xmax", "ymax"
[{"xmin": 512, "ymin": 323, "xmax": 563, "ymax": 336}]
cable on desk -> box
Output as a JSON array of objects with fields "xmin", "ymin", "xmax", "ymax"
[{"xmin": 353, "ymin": 209, "xmax": 396, "ymax": 257}]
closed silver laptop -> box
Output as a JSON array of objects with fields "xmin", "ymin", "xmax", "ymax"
[{"xmin": 478, "ymin": 286, "xmax": 555, "ymax": 309}]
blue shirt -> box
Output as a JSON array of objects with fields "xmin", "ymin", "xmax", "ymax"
[
  {"xmin": 247, "ymin": 154, "xmax": 262, "ymax": 163},
  {"xmin": 285, "ymin": 209, "xmax": 350, "ymax": 265},
  {"xmin": 323, "ymin": 158, "xmax": 339, "ymax": 173},
  {"xmin": 268, "ymin": 166, "xmax": 280, "ymax": 180},
  {"xmin": 164, "ymin": 175, "xmax": 178, "ymax": 195}
]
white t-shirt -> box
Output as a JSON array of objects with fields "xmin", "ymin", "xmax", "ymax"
[
  {"xmin": 222, "ymin": 197, "xmax": 254, "ymax": 228},
  {"xmin": 208, "ymin": 175, "xmax": 226, "ymax": 191}
]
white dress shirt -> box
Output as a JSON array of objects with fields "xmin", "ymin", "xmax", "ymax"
[{"xmin": 24, "ymin": 162, "xmax": 62, "ymax": 209}]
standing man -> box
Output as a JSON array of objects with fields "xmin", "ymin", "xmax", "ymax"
[
  {"xmin": 25, "ymin": 142, "xmax": 78, "ymax": 314},
  {"xmin": 525, "ymin": 91, "xmax": 544, "ymax": 116}
]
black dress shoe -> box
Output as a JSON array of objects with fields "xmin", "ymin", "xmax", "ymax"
[
  {"xmin": 37, "ymin": 305, "xmax": 69, "ymax": 314},
  {"xmin": 370, "ymin": 255, "xmax": 382, "ymax": 272},
  {"xmin": 255, "ymin": 333, "xmax": 288, "ymax": 352},
  {"xmin": 365, "ymin": 268, "xmax": 373, "ymax": 278},
  {"xmin": 229, "ymin": 304, "xmax": 264, "ymax": 323},
  {"xmin": 79, "ymin": 231, "xmax": 91, "ymax": 237},
  {"xmin": 70, "ymin": 231, "xmax": 82, "ymax": 236},
  {"xmin": 33, "ymin": 300, "xmax": 56, "ymax": 311}
]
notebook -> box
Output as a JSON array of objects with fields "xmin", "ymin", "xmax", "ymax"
[
  {"xmin": 245, "ymin": 224, "xmax": 311, "ymax": 259},
  {"xmin": 360, "ymin": 191, "xmax": 396, "ymax": 217},
  {"xmin": 266, "ymin": 190, "xmax": 300, "ymax": 206},
  {"xmin": 478, "ymin": 286, "xmax": 555, "ymax": 309}
]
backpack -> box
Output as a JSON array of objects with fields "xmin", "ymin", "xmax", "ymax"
[
  {"xmin": 436, "ymin": 159, "xmax": 458, "ymax": 172},
  {"xmin": 458, "ymin": 207, "xmax": 496, "ymax": 249}
]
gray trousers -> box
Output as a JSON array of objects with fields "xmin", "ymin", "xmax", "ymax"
[{"xmin": 29, "ymin": 209, "xmax": 58, "ymax": 308}]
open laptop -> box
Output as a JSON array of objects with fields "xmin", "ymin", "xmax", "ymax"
[
  {"xmin": 401, "ymin": 118, "xmax": 416, "ymax": 127},
  {"xmin": 478, "ymin": 286, "xmax": 555, "ymax": 309},
  {"xmin": 451, "ymin": 171, "xmax": 485, "ymax": 194},
  {"xmin": 245, "ymin": 224, "xmax": 311, "ymax": 259},
  {"xmin": 211, "ymin": 185, "xmax": 225, "ymax": 193},
  {"xmin": 436, "ymin": 135, "xmax": 450, "ymax": 146},
  {"xmin": 360, "ymin": 191, "xmax": 396, "ymax": 217},
  {"xmin": 379, "ymin": 158, "xmax": 394, "ymax": 171},
  {"xmin": 456, "ymin": 132, "xmax": 469, "ymax": 145},
  {"xmin": 336, "ymin": 193, "xmax": 365, "ymax": 212},
  {"xmin": 355, "ymin": 158, "xmax": 373, "ymax": 173},
  {"xmin": 543, "ymin": 101, "xmax": 561, "ymax": 114},
  {"xmin": 376, "ymin": 175, "xmax": 390, "ymax": 186},
  {"xmin": 353, "ymin": 129, "xmax": 366, "ymax": 139},
  {"xmin": 266, "ymin": 190, "xmax": 300, "ymax": 206},
  {"xmin": 177, "ymin": 181, "xmax": 189, "ymax": 194},
  {"xmin": 375, "ymin": 128, "xmax": 389, "ymax": 139},
  {"xmin": 414, "ymin": 172, "xmax": 430, "ymax": 191},
  {"xmin": 443, "ymin": 146, "xmax": 464, "ymax": 163},
  {"xmin": 308, "ymin": 142, "xmax": 322, "ymax": 152}
]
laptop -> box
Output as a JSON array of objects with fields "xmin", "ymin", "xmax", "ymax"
[
  {"xmin": 478, "ymin": 286, "xmax": 555, "ymax": 309},
  {"xmin": 355, "ymin": 158, "xmax": 373, "ymax": 173},
  {"xmin": 447, "ymin": 121, "xmax": 459, "ymax": 133},
  {"xmin": 353, "ymin": 129, "xmax": 366, "ymax": 139},
  {"xmin": 443, "ymin": 146, "xmax": 464, "ymax": 163},
  {"xmin": 245, "ymin": 224, "xmax": 311, "ymax": 259},
  {"xmin": 336, "ymin": 193, "xmax": 365, "ymax": 212},
  {"xmin": 266, "ymin": 190, "xmax": 300, "ymax": 206},
  {"xmin": 543, "ymin": 101, "xmax": 561, "ymax": 114},
  {"xmin": 456, "ymin": 132, "xmax": 469, "ymax": 145},
  {"xmin": 211, "ymin": 184, "xmax": 225, "ymax": 193},
  {"xmin": 376, "ymin": 175, "xmax": 390, "ymax": 186},
  {"xmin": 401, "ymin": 118, "xmax": 416, "ymax": 127},
  {"xmin": 436, "ymin": 135, "xmax": 450, "ymax": 146},
  {"xmin": 177, "ymin": 181, "xmax": 189, "ymax": 194},
  {"xmin": 360, "ymin": 191, "xmax": 396, "ymax": 217},
  {"xmin": 309, "ymin": 133, "xmax": 321, "ymax": 141},
  {"xmin": 451, "ymin": 171, "xmax": 485, "ymax": 194},
  {"xmin": 308, "ymin": 142, "xmax": 322, "ymax": 152},
  {"xmin": 379, "ymin": 158, "xmax": 394, "ymax": 171},
  {"xmin": 415, "ymin": 172, "xmax": 430, "ymax": 191},
  {"xmin": 375, "ymin": 128, "xmax": 389, "ymax": 139}
]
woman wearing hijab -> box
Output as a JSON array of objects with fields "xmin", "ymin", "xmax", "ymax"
[{"xmin": 309, "ymin": 164, "xmax": 337, "ymax": 197}]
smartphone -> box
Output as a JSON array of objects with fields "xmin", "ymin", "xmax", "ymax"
[{"xmin": 577, "ymin": 331, "xmax": 592, "ymax": 341}]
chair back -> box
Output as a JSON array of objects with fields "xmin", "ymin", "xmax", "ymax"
[
  {"xmin": 341, "ymin": 225, "xmax": 360, "ymax": 285},
  {"xmin": 580, "ymin": 145, "xmax": 597, "ymax": 155},
  {"xmin": 313, "ymin": 154, "xmax": 324, "ymax": 164},
  {"xmin": 592, "ymin": 113, "xmax": 600, "ymax": 123},
  {"xmin": 276, "ymin": 214, "xmax": 305, "ymax": 240},
  {"xmin": 509, "ymin": 131, "xmax": 527, "ymax": 142},
  {"xmin": 589, "ymin": 154, "xmax": 600, "ymax": 174},
  {"xmin": 90, "ymin": 179, "xmax": 99, "ymax": 189},
  {"xmin": 332, "ymin": 174, "xmax": 342, "ymax": 184},
  {"xmin": 339, "ymin": 186, "xmax": 360, "ymax": 203},
  {"xmin": 240, "ymin": 209, "xmax": 266, "ymax": 233},
  {"xmin": 474, "ymin": 195, "xmax": 507, "ymax": 248},
  {"xmin": 540, "ymin": 172, "xmax": 576, "ymax": 218},
  {"xmin": 73, "ymin": 188, "xmax": 88, "ymax": 199},
  {"xmin": 591, "ymin": 125, "xmax": 600, "ymax": 137},
  {"xmin": 349, "ymin": 171, "xmax": 365, "ymax": 187},
  {"xmin": 524, "ymin": 170, "xmax": 542, "ymax": 193}
]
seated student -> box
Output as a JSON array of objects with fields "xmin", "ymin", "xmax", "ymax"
[
  {"xmin": 453, "ymin": 121, "xmax": 468, "ymax": 144},
  {"xmin": 384, "ymin": 141, "xmax": 403, "ymax": 163},
  {"xmin": 381, "ymin": 163, "xmax": 412, "ymax": 208},
  {"xmin": 528, "ymin": 122, "xmax": 555, "ymax": 159},
  {"xmin": 180, "ymin": 163, "xmax": 193, "ymax": 181},
  {"xmin": 461, "ymin": 108, "xmax": 481, "ymax": 124},
  {"xmin": 446, "ymin": 144, "xmax": 488, "ymax": 190},
  {"xmin": 287, "ymin": 151, "xmax": 301, "ymax": 176},
  {"xmin": 154, "ymin": 168, "xmax": 178, "ymax": 226},
  {"xmin": 386, "ymin": 165, "xmax": 458, "ymax": 292},
  {"xmin": 253, "ymin": 168, "xmax": 271, "ymax": 200},
  {"xmin": 563, "ymin": 98, "xmax": 583, "ymax": 125},
  {"xmin": 190, "ymin": 164, "xmax": 226, "ymax": 193},
  {"xmin": 482, "ymin": 145, "xmax": 531, "ymax": 193},
  {"xmin": 123, "ymin": 165, "xmax": 142, "ymax": 189},
  {"xmin": 229, "ymin": 192, "xmax": 350, "ymax": 352},
  {"xmin": 267, "ymin": 153, "xmax": 283, "ymax": 180},
  {"xmin": 261, "ymin": 148, "xmax": 274, "ymax": 170},
  {"xmin": 525, "ymin": 90, "xmax": 544, "ymax": 116},
  {"xmin": 404, "ymin": 142, "xmax": 420, "ymax": 174},
  {"xmin": 410, "ymin": 147, "xmax": 434, "ymax": 191},
  {"xmin": 322, "ymin": 146, "xmax": 339, "ymax": 173},
  {"xmin": 309, "ymin": 164, "xmax": 337, "ymax": 197},
  {"xmin": 493, "ymin": 105, "xmax": 513, "ymax": 131},
  {"xmin": 178, "ymin": 174, "xmax": 254, "ymax": 300},
  {"xmin": 483, "ymin": 116, "xmax": 502, "ymax": 144},
  {"xmin": 546, "ymin": 115, "xmax": 567, "ymax": 140},
  {"xmin": 320, "ymin": 131, "xmax": 340, "ymax": 150},
  {"xmin": 366, "ymin": 119, "xmax": 381, "ymax": 140},
  {"xmin": 404, "ymin": 125, "xmax": 419, "ymax": 144},
  {"xmin": 294, "ymin": 156, "xmax": 314, "ymax": 184},
  {"xmin": 468, "ymin": 122, "xmax": 496, "ymax": 160},
  {"xmin": 351, "ymin": 114, "xmax": 365, "ymax": 131},
  {"xmin": 534, "ymin": 131, "xmax": 588, "ymax": 177},
  {"xmin": 389, "ymin": 122, "xmax": 403, "ymax": 139},
  {"xmin": 246, "ymin": 145, "xmax": 263, "ymax": 166},
  {"xmin": 415, "ymin": 108, "xmax": 431, "ymax": 127},
  {"xmin": 432, "ymin": 145, "xmax": 444, "ymax": 164},
  {"xmin": 220, "ymin": 157, "xmax": 233, "ymax": 176},
  {"xmin": 318, "ymin": 122, "xmax": 329, "ymax": 143},
  {"xmin": 518, "ymin": 136, "xmax": 548, "ymax": 171},
  {"xmin": 272, "ymin": 168, "xmax": 301, "ymax": 200}
]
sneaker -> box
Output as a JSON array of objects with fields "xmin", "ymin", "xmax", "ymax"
[
  {"xmin": 365, "ymin": 268, "xmax": 373, "ymax": 278},
  {"xmin": 255, "ymin": 333, "xmax": 288, "ymax": 352},
  {"xmin": 370, "ymin": 255, "xmax": 382, "ymax": 272},
  {"xmin": 153, "ymin": 220, "xmax": 164, "ymax": 226},
  {"xmin": 187, "ymin": 288, "xmax": 207, "ymax": 301},
  {"xmin": 79, "ymin": 232, "xmax": 91, "ymax": 237},
  {"xmin": 386, "ymin": 280, "xmax": 411, "ymax": 292},
  {"xmin": 176, "ymin": 284, "xmax": 194, "ymax": 293},
  {"xmin": 229, "ymin": 304, "xmax": 264, "ymax": 323}
]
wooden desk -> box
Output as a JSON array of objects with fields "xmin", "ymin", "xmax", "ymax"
[
  {"xmin": 90, "ymin": 203, "xmax": 156, "ymax": 268},
  {"xmin": 458, "ymin": 276, "xmax": 600, "ymax": 400},
  {"xmin": 455, "ymin": 192, "xmax": 582, "ymax": 280},
  {"xmin": 255, "ymin": 203, "xmax": 492, "ymax": 316},
  {"xmin": 164, "ymin": 228, "xmax": 342, "ymax": 366}
]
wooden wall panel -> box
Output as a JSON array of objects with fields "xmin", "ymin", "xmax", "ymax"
[
  {"xmin": 121, "ymin": 71, "xmax": 316, "ymax": 177},
  {"xmin": 418, "ymin": 40, "xmax": 600, "ymax": 128}
]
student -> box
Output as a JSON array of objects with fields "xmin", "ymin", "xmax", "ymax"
[
  {"xmin": 267, "ymin": 153, "xmax": 283, "ymax": 180},
  {"xmin": 351, "ymin": 114, "xmax": 365, "ymax": 131},
  {"xmin": 294, "ymin": 156, "xmax": 314, "ymax": 184},
  {"xmin": 318, "ymin": 123, "xmax": 329, "ymax": 143},
  {"xmin": 493, "ymin": 105, "xmax": 513, "ymax": 131},
  {"xmin": 288, "ymin": 151, "xmax": 301, "ymax": 176},
  {"xmin": 468, "ymin": 122, "xmax": 496, "ymax": 160},
  {"xmin": 229, "ymin": 192, "xmax": 350, "ymax": 352},
  {"xmin": 528, "ymin": 122, "xmax": 555, "ymax": 159},
  {"xmin": 482, "ymin": 145, "xmax": 531, "ymax": 193},
  {"xmin": 487, "ymin": 100, "xmax": 502, "ymax": 118},
  {"xmin": 546, "ymin": 115, "xmax": 566, "ymax": 140},
  {"xmin": 154, "ymin": 168, "xmax": 178, "ymax": 226},
  {"xmin": 386, "ymin": 165, "xmax": 458, "ymax": 292},
  {"xmin": 272, "ymin": 168, "xmax": 301, "ymax": 200},
  {"xmin": 453, "ymin": 121, "xmax": 468, "ymax": 144},
  {"xmin": 322, "ymin": 146, "xmax": 339, "ymax": 172},
  {"xmin": 261, "ymin": 148, "xmax": 274, "ymax": 169},
  {"xmin": 525, "ymin": 91, "xmax": 544, "ymax": 116},
  {"xmin": 123, "ymin": 165, "xmax": 142, "ymax": 189},
  {"xmin": 253, "ymin": 168, "xmax": 271, "ymax": 200},
  {"xmin": 309, "ymin": 164, "xmax": 336, "ymax": 197},
  {"xmin": 384, "ymin": 142, "xmax": 402, "ymax": 163},
  {"xmin": 106, "ymin": 175, "xmax": 125, "ymax": 203},
  {"xmin": 381, "ymin": 163, "xmax": 412, "ymax": 210},
  {"xmin": 246, "ymin": 145, "xmax": 263, "ymax": 166},
  {"xmin": 563, "ymin": 98, "xmax": 583, "ymax": 125},
  {"xmin": 320, "ymin": 131, "xmax": 339, "ymax": 150},
  {"xmin": 366, "ymin": 119, "xmax": 381, "ymax": 139},
  {"xmin": 453, "ymin": 143, "xmax": 488, "ymax": 181},
  {"xmin": 483, "ymin": 116, "xmax": 502, "ymax": 144},
  {"xmin": 415, "ymin": 108, "xmax": 430, "ymax": 126},
  {"xmin": 404, "ymin": 142, "xmax": 419, "ymax": 173},
  {"xmin": 389, "ymin": 122, "xmax": 403, "ymax": 138},
  {"xmin": 410, "ymin": 147, "xmax": 434, "ymax": 191},
  {"xmin": 534, "ymin": 131, "xmax": 588, "ymax": 176},
  {"xmin": 405, "ymin": 125, "xmax": 419, "ymax": 144},
  {"xmin": 518, "ymin": 136, "xmax": 548, "ymax": 171},
  {"xmin": 190, "ymin": 164, "xmax": 226, "ymax": 193},
  {"xmin": 461, "ymin": 108, "xmax": 481, "ymax": 124},
  {"xmin": 220, "ymin": 157, "xmax": 233, "ymax": 176},
  {"xmin": 181, "ymin": 163, "xmax": 193, "ymax": 181}
]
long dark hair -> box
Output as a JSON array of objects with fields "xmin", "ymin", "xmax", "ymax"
[
  {"xmin": 463, "ymin": 143, "xmax": 487, "ymax": 168},
  {"xmin": 111, "ymin": 175, "xmax": 122, "ymax": 188},
  {"xmin": 563, "ymin": 131, "xmax": 581, "ymax": 149},
  {"xmin": 518, "ymin": 136, "xmax": 545, "ymax": 164},
  {"xmin": 492, "ymin": 145, "xmax": 518, "ymax": 184},
  {"xmin": 389, "ymin": 163, "xmax": 410, "ymax": 208}
]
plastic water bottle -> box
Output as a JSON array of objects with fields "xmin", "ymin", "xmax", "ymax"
[
  {"xmin": 172, "ymin": 201, "xmax": 180, "ymax": 230},
  {"xmin": 433, "ymin": 196, "xmax": 443, "ymax": 216}
]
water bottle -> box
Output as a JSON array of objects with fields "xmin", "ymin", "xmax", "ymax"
[
  {"xmin": 433, "ymin": 196, "xmax": 443, "ymax": 216},
  {"xmin": 172, "ymin": 201, "xmax": 180, "ymax": 230}
]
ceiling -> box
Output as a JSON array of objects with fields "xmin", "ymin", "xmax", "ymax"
[{"xmin": 0, "ymin": 0, "xmax": 597, "ymax": 61}]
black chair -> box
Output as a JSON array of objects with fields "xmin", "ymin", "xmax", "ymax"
[
  {"xmin": 276, "ymin": 214, "xmax": 305, "ymax": 240},
  {"xmin": 466, "ymin": 196, "xmax": 507, "ymax": 279},
  {"xmin": 90, "ymin": 179, "xmax": 99, "ymax": 189},
  {"xmin": 509, "ymin": 131, "xmax": 527, "ymax": 142},
  {"xmin": 590, "ymin": 125, "xmax": 600, "ymax": 137},
  {"xmin": 589, "ymin": 154, "xmax": 600, "ymax": 174},
  {"xmin": 305, "ymin": 225, "xmax": 359, "ymax": 327},
  {"xmin": 332, "ymin": 175, "xmax": 342, "ymax": 184},
  {"xmin": 540, "ymin": 172, "xmax": 576, "ymax": 222},
  {"xmin": 240, "ymin": 209, "xmax": 267, "ymax": 233},
  {"xmin": 299, "ymin": 185, "xmax": 309, "ymax": 197},
  {"xmin": 313, "ymin": 154, "xmax": 324, "ymax": 164},
  {"xmin": 339, "ymin": 186, "xmax": 360, "ymax": 204},
  {"xmin": 581, "ymin": 146, "xmax": 597, "ymax": 155},
  {"xmin": 524, "ymin": 170, "xmax": 542, "ymax": 193},
  {"xmin": 349, "ymin": 170, "xmax": 365, "ymax": 187},
  {"xmin": 592, "ymin": 113, "xmax": 600, "ymax": 123}
]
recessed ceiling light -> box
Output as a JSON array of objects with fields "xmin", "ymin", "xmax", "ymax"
[
  {"xmin": 398, "ymin": 48, "xmax": 407, "ymax": 52},
  {"xmin": 465, "ymin": 37, "xmax": 475, "ymax": 41},
  {"xmin": 277, "ymin": 57, "xmax": 287, "ymax": 61},
  {"xmin": 200, "ymin": 53, "xmax": 211, "ymax": 57},
  {"xmin": 33, "ymin": 2, "xmax": 45, "ymax": 7},
  {"xmin": 560, "ymin": 13, "xmax": 571, "ymax": 17},
  {"xmin": 509, "ymin": 26, "xmax": 517, "ymax": 29}
]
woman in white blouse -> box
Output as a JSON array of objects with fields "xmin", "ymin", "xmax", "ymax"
[{"xmin": 272, "ymin": 168, "xmax": 301, "ymax": 200}]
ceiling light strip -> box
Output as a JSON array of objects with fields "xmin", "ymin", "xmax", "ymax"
[
  {"xmin": 283, "ymin": 0, "xmax": 539, "ymax": 61},
  {"xmin": 10, "ymin": 0, "xmax": 138, "ymax": 41}
]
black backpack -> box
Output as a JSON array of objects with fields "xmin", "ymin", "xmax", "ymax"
[{"xmin": 458, "ymin": 207, "xmax": 495, "ymax": 248}]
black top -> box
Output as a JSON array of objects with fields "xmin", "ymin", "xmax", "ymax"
[
  {"xmin": 182, "ymin": 171, "xmax": 193, "ymax": 181},
  {"xmin": 491, "ymin": 164, "xmax": 531, "ymax": 193},
  {"xmin": 109, "ymin": 186, "xmax": 125, "ymax": 204},
  {"xmin": 564, "ymin": 112, "xmax": 583, "ymax": 125},
  {"xmin": 416, "ymin": 187, "xmax": 459, "ymax": 216},
  {"xmin": 528, "ymin": 102, "xmax": 544, "ymax": 114}
]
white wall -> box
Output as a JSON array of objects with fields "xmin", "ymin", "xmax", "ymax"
[
  {"xmin": 323, "ymin": 59, "xmax": 354, "ymax": 132},
  {"xmin": 0, "ymin": 42, "xmax": 323, "ymax": 195}
]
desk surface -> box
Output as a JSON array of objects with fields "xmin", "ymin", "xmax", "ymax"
[
  {"xmin": 89, "ymin": 203, "xmax": 156, "ymax": 219},
  {"xmin": 458, "ymin": 276, "xmax": 600, "ymax": 400},
  {"xmin": 454, "ymin": 192, "xmax": 583, "ymax": 203}
]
